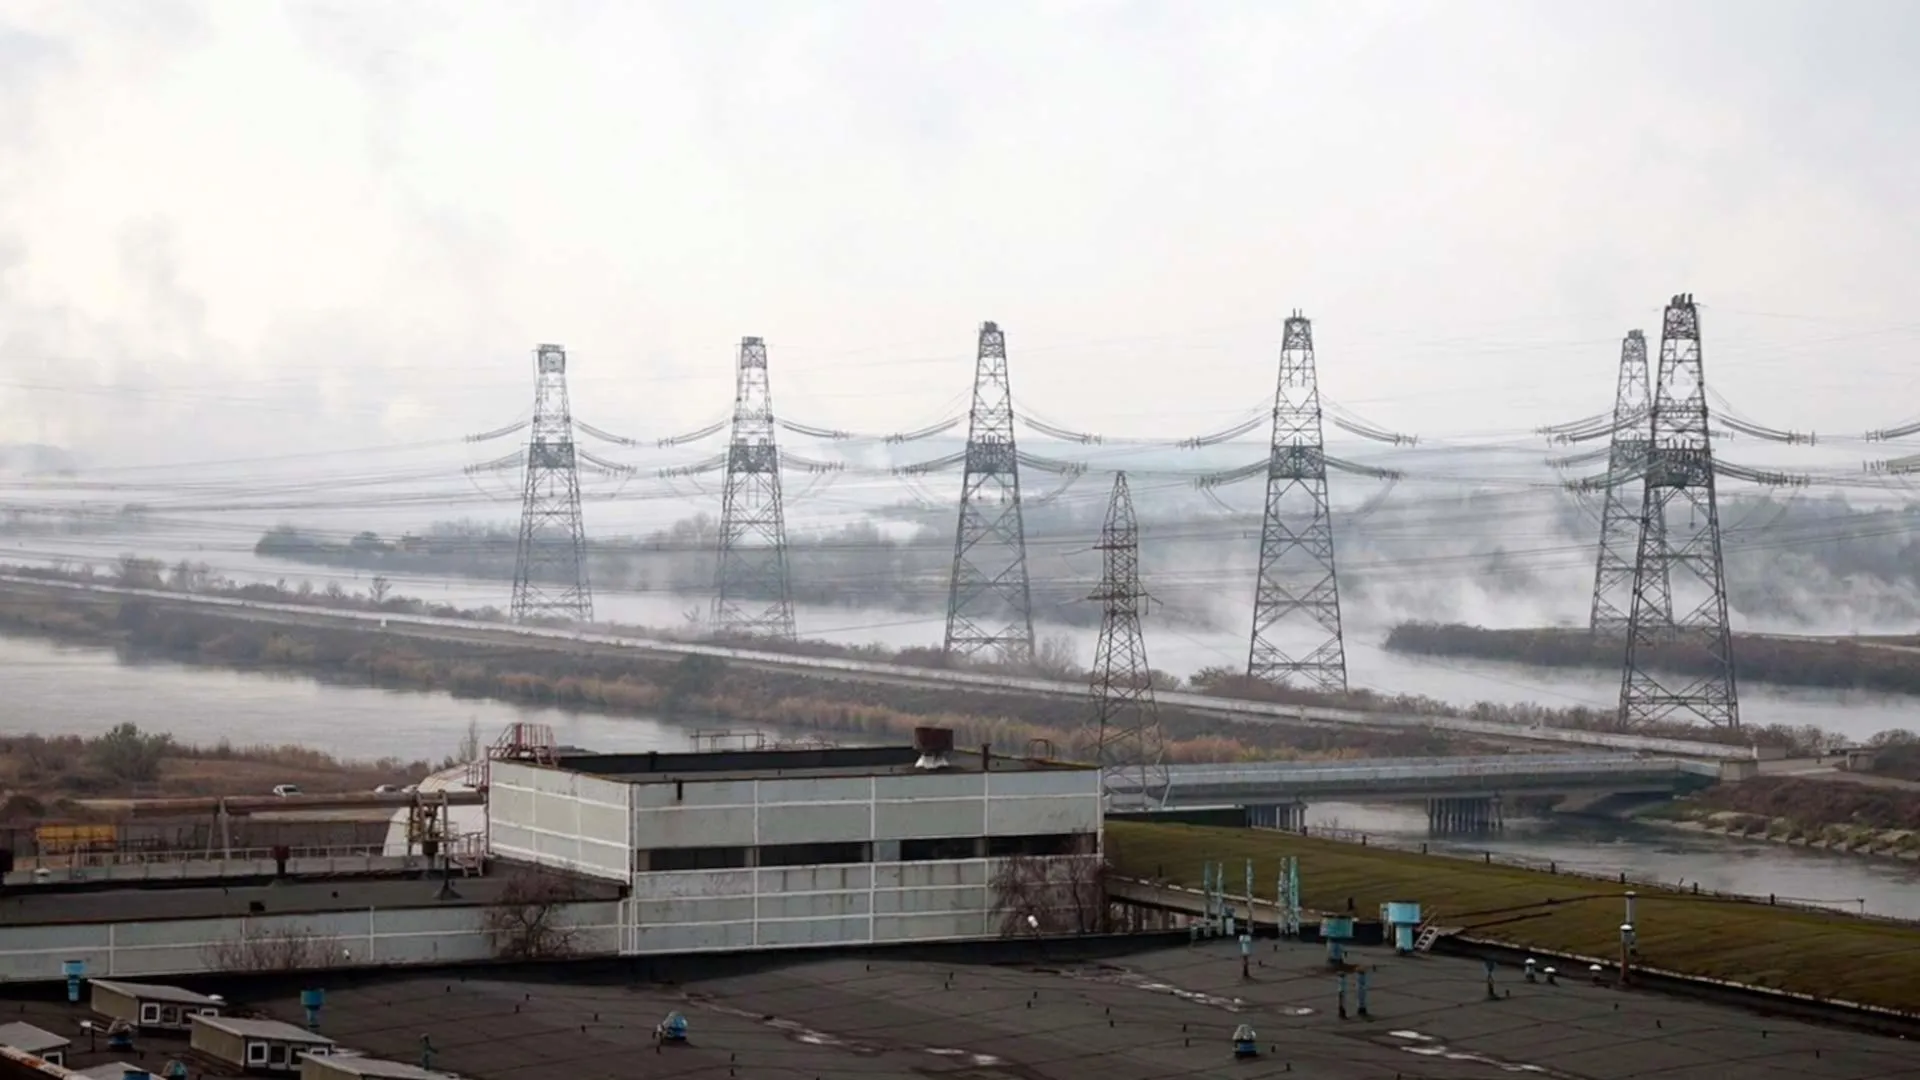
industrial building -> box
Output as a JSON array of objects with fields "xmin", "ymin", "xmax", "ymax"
[{"xmin": 486, "ymin": 727, "xmax": 1104, "ymax": 952}]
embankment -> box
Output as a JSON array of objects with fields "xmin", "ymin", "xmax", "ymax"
[
  {"xmin": 1106, "ymin": 820, "xmax": 1920, "ymax": 1012},
  {"xmin": 38, "ymin": 556, "xmax": 1790, "ymax": 752},
  {"xmin": 0, "ymin": 584, "xmax": 1501, "ymax": 763},
  {"xmin": 1386, "ymin": 621, "xmax": 1920, "ymax": 700},
  {"xmin": 1638, "ymin": 775, "xmax": 1920, "ymax": 860}
]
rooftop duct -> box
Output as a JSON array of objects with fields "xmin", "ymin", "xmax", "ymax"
[{"xmin": 912, "ymin": 727, "xmax": 954, "ymax": 770}]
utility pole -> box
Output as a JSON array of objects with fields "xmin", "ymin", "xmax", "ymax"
[
  {"xmin": 712, "ymin": 336, "xmax": 797, "ymax": 640},
  {"xmin": 1620, "ymin": 294, "xmax": 1739, "ymax": 729},
  {"xmin": 1086, "ymin": 472, "xmax": 1168, "ymax": 809},
  {"xmin": 511, "ymin": 344, "xmax": 593, "ymax": 623},
  {"xmin": 1591, "ymin": 330, "xmax": 1670, "ymax": 637},
  {"xmin": 944, "ymin": 321, "xmax": 1036, "ymax": 664},
  {"xmin": 1248, "ymin": 312, "xmax": 1348, "ymax": 693}
]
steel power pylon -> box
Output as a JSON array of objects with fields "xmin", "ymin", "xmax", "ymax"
[
  {"xmin": 712, "ymin": 336, "xmax": 797, "ymax": 640},
  {"xmin": 511, "ymin": 344, "xmax": 593, "ymax": 623},
  {"xmin": 1620, "ymin": 294, "xmax": 1739, "ymax": 729},
  {"xmin": 944, "ymin": 320, "xmax": 1036, "ymax": 664},
  {"xmin": 1086, "ymin": 472, "xmax": 1169, "ymax": 808},
  {"xmin": 1247, "ymin": 312, "xmax": 1348, "ymax": 693},
  {"xmin": 1590, "ymin": 330, "xmax": 1671, "ymax": 637}
]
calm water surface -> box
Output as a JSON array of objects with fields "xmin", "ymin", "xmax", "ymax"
[{"xmin": 3, "ymin": 634, "xmax": 1917, "ymax": 918}]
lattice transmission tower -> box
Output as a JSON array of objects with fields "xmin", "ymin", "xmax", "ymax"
[
  {"xmin": 1085, "ymin": 472, "xmax": 1169, "ymax": 808},
  {"xmin": 1590, "ymin": 330, "xmax": 1671, "ymax": 637},
  {"xmin": 1620, "ymin": 294, "xmax": 1739, "ymax": 729},
  {"xmin": 511, "ymin": 344, "xmax": 593, "ymax": 623},
  {"xmin": 1247, "ymin": 312, "xmax": 1347, "ymax": 693},
  {"xmin": 944, "ymin": 321, "xmax": 1036, "ymax": 664},
  {"xmin": 712, "ymin": 336, "xmax": 797, "ymax": 641}
]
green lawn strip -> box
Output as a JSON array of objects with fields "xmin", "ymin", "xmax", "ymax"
[{"xmin": 1105, "ymin": 822, "xmax": 1920, "ymax": 1011}]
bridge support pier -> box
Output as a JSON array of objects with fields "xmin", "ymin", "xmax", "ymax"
[
  {"xmin": 1426, "ymin": 795, "xmax": 1503, "ymax": 836},
  {"xmin": 1246, "ymin": 802, "xmax": 1307, "ymax": 832}
]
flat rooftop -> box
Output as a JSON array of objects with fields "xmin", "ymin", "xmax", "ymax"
[
  {"xmin": 0, "ymin": 870, "xmax": 623, "ymax": 927},
  {"xmin": 554, "ymin": 744, "xmax": 1085, "ymax": 784},
  {"xmin": 170, "ymin": 942, "xmax": 1920, "ymax": 1080}
]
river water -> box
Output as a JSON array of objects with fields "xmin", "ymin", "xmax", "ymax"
[
  {"xmin": 11, "ymin": 532, "xmax": 1920, "ymax": 744},
  {"xmin": 4, "ymin": 633, "xmax": 1917, "ymax": 920}
]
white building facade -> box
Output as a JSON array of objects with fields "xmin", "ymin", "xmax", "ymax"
[{"xmin": 486, "ymin": 741, "xmax": 1104, "ymax": 954}]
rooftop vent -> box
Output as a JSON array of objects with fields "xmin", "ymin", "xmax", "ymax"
[{"xmin": 913, "ymin": 727, "xmax": 954, "ymax": 770}]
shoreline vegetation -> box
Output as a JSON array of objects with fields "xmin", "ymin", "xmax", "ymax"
[
  {"xmin": 1634, "ymin": 765, "xmax": 1920, "ymax": 858},
  {"xmin": 1, "ymin": 555, "xmax": 1886, "ymax": 758},
  {"xmin": 0, "ymin": 725, "xmax": 434, "ymax": 821},
  {"xmin": 1108, "ymin": 821, "xmax": 1920, "ymax": 1012},
  {"xmin": 1385, "ymin": 621, "xmax": 1920, "ymax": 698}
]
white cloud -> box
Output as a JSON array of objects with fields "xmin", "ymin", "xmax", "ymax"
[{"xmin": 0, "ymin": 0, "xmax": 1916, "ymax": 467}]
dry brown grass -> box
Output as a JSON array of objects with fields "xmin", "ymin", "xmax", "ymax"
[
  {"xmin": 1107, "ymin": 821, "xmax": 1920, "ymax": 1011},
  {"xmin": 0, "ymin": 730, "xmax": 430, "ymax": 814}
]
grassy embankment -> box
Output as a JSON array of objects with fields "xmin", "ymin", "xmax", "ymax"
[
  {"xmin": 1638, "ymin": 756, "xmax": 1920, "ymax": 857},
  {"xmin": 1107, "ymin": 820, "xmax": 1920, "ymax": 1012},
  {"xmin": 0, "ymin": 726, "xmax": 432, "ymax": 821},
  {"xmin": 0, "ymin": 584, "xmax": 1501, "ymax": 764},
  {"xmin": 1, "ymin": 558, "xmax": 1843, "ymax": 754},
  {"xmin": 1387, "ymin": 621, "xmax": 1920, "ymax": 701}
]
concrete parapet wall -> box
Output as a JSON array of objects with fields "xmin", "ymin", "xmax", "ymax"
[
  {"xmin": 0, "ymin": 902, "xmax": 624, "ymax": 982},
  {"xmin": 4, "ymin": 852, "xmax": 435, "ymax": 889}
]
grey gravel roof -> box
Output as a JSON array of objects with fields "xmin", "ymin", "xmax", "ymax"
[{"xmin": 306, "ymin": 1056, "xmax": 463, "ymax": 1079}]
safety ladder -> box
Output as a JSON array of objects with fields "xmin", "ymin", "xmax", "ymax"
[{"xmin": 1413, "ymin": 920, "xmax": 1445, "ymax": 953}]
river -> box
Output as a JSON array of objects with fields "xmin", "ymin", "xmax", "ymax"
[
  {"xmin": 4, "ymin": 633, "xmax": 1918, "ymax": 920},
  {"xmin": 11, "ymin": 531, "xmax": 1920, "ymax": 744}
]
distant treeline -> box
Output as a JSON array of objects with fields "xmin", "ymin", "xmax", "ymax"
[
  {"xmin": 252, "ymin": 488, "xmax": 1920, "ymax": 629},
  {"xmin": 256, "ymin": 516, "xmax": 1127, "ymax": 629},
  {"xmin": 1384, "ymin": 622, "xmax": 1920, "ymax": 697},
  {"xmin": 0, "ymin": 504, "xmax": 152, "ymax": 537}
]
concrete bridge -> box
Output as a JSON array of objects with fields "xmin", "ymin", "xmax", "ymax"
[
  {"xmin": 1111, "ymin": 753, "xmax": 1722, "ymax": 832},
  {"xmin": 0, "ymin": 575, "xmax": 1758, "ymax": 759}
]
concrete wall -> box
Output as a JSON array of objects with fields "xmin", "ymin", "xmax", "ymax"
[
  {"xmin": 623, "ymin": 769, "xmax": 1103, "ymax": 953},
  {"xmin": 628, "ymin": 767, "xmax": 1101, "ymax": 850},
  {"xmin": 0, "ymin": 902, "xmax": 624, "ymax": 982},
  {"xmin": 486, "ymin": 761, "xmax": 632, "ymax": 881},
  {"xmin": 627, "ymin": 856, "xmax": 1071, "ymax": 953},
  {"xmin": 5, "ymin": 853, "xmax": 438, "ymax": 889}
]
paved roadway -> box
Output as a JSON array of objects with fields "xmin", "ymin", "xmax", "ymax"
[{"xmin": 0, "ymin": 574, "xmax": 1756, "ymax": 759}]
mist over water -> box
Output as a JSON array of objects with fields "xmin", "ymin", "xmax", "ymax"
[{"xmin": 9, "ymin": 525, "xmax": 1918, "ymax": 743}]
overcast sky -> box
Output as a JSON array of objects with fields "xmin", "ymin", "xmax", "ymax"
[{"xmin": 2, "ymin": 0, "xmax": 1917, "ymax": 468}]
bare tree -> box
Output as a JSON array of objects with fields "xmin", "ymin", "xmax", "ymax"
[
  {"xmin": 1031, "ymin": 634, "xmax": 1082, "ymax": 679},
  {"xmin": 990, "ymin": 850, "xmax": 1113, "ymax": 937},
  {"xmin": 456, "ymin": 719, "xmax": 484, "ymax": 764},
  {"xmin": 369, "ymin": 575, "xmax": 393, "ymax": 604},
  {"xmin": 481, "ymin": 870, "xmax": 585, "ymax": 960},
  {"xmin": 202, "ymin": 927, "xmax": 349, "ymax": 972}
]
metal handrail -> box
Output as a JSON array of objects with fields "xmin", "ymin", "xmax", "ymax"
[{"xmin": 1109, "ymin": 756, "xmax": 1697, "ymax": 791}]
